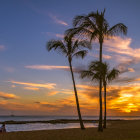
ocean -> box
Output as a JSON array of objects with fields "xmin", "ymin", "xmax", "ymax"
[{"xmin": 0, "ymin": 116, "xmax": 140, "ymax": 132}]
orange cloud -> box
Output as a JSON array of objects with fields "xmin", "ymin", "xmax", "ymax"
[
  {"xmin": 23, "ymin": 87, "xmax": 40, "ymax": 91},
  {"xmin": 106, "ymin": 85, "xmax": 140, "ymax": 113},
  {"xmin": 76, "ymin": 84, "xmax": 140, "ymax": 114},
  {"xmin": 0, "ymin": 101, "xmax": 39, "ymax": 112},
  {"xmin": 11, "ymin": 85, "xmax": 16, "ymax": 88},
  {"xmin": 9, "ymin": 80, "xmax": 56, "ymax": 89},
  {"xmin": 47, "ymin": 89, "xmax": 73, "ymax": 96},
  {"xmin": 34, "ymin": 101, "xmax": 59, "ymax": 111},
  {"xmin": 77, "ymin": 84, "xmax": 98, "ymax": 90},
  {"xmin": 128, "ymin": 68, "xmax": 135, "ymax": 72},
  {"xmin": 47, "ymin": 91, "xmax": 58, "ymax": 96},
  {"xmin": 3, "ymin": 81, "xmax": 140, "ymax": 115},
  {"xmin": 0, "ymin": 91, "xmax": 19, "ymax": 100}
]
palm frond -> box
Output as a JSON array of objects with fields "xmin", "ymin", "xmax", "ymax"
[
  {"xmin": 77, "ymin": 28, "xmax": 94, "ymax": 39},
  {"xmin": 73, "ymin": 15, "xmax": 87, "ymax": 27},
  {"xmin": 71, "ymin": 40, "xmax": 91, "ymax": 56},
  {"xmin": 101, "ymin": 8, "xmax": 106, "ymax": 16},
  {"xmin": 73, "ymin": 50, "xmax": 88, "ymax": 59},
  {"xmin": 89, "ymin": 30, "xmax": 99, "ymax": 43},
  {"xmin": 47, "ymin": 40, "xmax": 67, "ymax": 55},
  {"xmin": 88, "ymin": 11, "xmax": 99, "ymax": 24},
  {"xmin": 81, "ymin": 70, "xmax": 94, "ymax": 79},
  {"xmin": 88, "ymin": 61, "xmax": 109, "ymax": 80},
  {"xmin": 91, "ymin": 73, "xmax": 100, "ymax": 81},
  {"xmin": 88, "ymin": 61, "xmax": 101, "ymax": 71},
  {"xmin": 108, "ymin": 23, "xmax": 127, "ymax": 36},
  {"xmin": 74, "ymin": 13, "xmax": 99, "ymax": 33},
  {"xmin": 77, "ymin": 40, "xmax": 92, "ymax": 49},
  {"xmin": 107, "ymin": 68, "xmax": 120, "ymax": 82},
  {"xmin": 65, "ymin": 27, "xmax": 84, "ymax": 38},
  {"xmin": 79, "ymin": 16, "xmax": 98, "ymax": 31},
  {"xmin": 80, "ymin": 61, "xmax": 120, "ymax": 84},
  {"xmin": 88, "ymin": 10, "xmax": 109, "ymax": 31}
]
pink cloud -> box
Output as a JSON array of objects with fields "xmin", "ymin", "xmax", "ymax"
[
  {"xmin": 25, "ymin": 65, "xmax": 69, "ymax": 70},
  {"xmin": 0, "ymin": 45, "xmax": 5, "ymax": 51},
  {"xmin": 89, "ymin": 52, "xmax": 112, "ymax": 60},
  {"xmin": 41, "ymin": 32, "xmax": 64, "ymax": 38},
  {"xmin": 104, "ymin": 36, "xmax": 140, "ymax": 59},
  {"xmin": 49, "ymin": 14, "xmax": 68, "ymax": 26},
  {"xmin": 55, "ymin": 34, "xmax": 64, "ymax": 38}
]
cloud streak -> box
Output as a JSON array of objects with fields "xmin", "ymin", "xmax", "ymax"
[
  {"xmin": 9, "ymin": 80, "xmax": 56, "ymax": 89},
  {"xmin": 23, "ymin": 87, "xmax": 40, "ymax": 91},
  {"xmin": 0, "ymin": 91, "xmax": 19, "ymax": 100},
  {"xmin": 42, "ymin": 32, "xmax": 64, "ymax": 39},
  {"xmin": 49, "ymin": 14, "xmax": 68, "ymax": 26},
  {"xmin": 116, "ymin": 58, "xmax": 138, "ymax": 73},
  {"xmin": 89, "ymin": 52, "xmax": 112, "ymax": 60},
  {"xmin": 25, "ymin": 65, "xmax": 70, "ymax": 71},
  {"xmin": 55, "ymin": 34, "xmax": 64, "ymax": 38},
  {"xmin": 115, "ymin": 76, "xmax": 140, "ymax": 83}
]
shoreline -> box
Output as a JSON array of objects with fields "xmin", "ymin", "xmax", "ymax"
[
  {"xmin": 0, "ymin": 119, "xmax": 95, "ymax": 124},
  {"xmin": 0, "ymin": 119, "xmax": 139, "ymax": 124}
]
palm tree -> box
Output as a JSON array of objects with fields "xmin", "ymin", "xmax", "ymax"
[
  {"xmin": 65, "ymin": 9, "xmax": 127, "ymax": 131},
  {"xmin": 46, "ymin": 35, "xmax": 91, "ymax": 130},
  {"xmin": 81, "ymin": 61, "xmax": 120, "ymax": 129}
]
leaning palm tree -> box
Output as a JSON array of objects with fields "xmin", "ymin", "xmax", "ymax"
[
  {"xmin": 66, "ymin": 9, "xmax": 127, "ymax": 131},
  {"xmin": 47, "ymin": 35, "xmax": 91, "ymax": 130},
  {"xmin": 81, "ymin": 61, "xmax": 119, "ymax": 129}
]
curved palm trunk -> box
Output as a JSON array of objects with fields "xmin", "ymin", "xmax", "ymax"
[
  {"xmin": 98, "ymin": 40, "xmax": 103, "ymax": 132},
  {"xmin": 103, "ymin": 82, "xmax": 107, "ymax": 128},
  {"xmin": 68, "ymin": 59, "xmax": 85, "ymax": 130}
]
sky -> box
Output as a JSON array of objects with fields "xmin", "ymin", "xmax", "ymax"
[{"xmin": 0, "ymin": 0, "xmax": 140, "ymax": 116}]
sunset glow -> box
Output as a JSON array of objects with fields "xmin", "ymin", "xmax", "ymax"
[{"xmin": 0, "ymin": 0, "xmax": 140, "ymax": 117}]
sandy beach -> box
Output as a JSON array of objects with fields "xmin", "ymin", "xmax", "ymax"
[{"xmin": 0, "ymin": 120, "xmax": 140, "ymax": 140}]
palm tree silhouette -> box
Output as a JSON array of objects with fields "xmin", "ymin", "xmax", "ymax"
[
  {"xmin": 65, "ymin": 9, "xmax": 127, "ymax": 131},
  {"xmin": 102, "ymin": 64, "xmax": 120, "ymax": 128},
  {"xmin": 81, "ymin": 61, "xmax": 120, "ymax": 129},
  {"xmin": 47, "ymin": 35, "xmax": 91, "ymax": 130}
]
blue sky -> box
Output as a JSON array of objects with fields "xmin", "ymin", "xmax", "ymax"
[{"xmin": 0, "ymin": 0, "xmax": 140, "ymax": 115}]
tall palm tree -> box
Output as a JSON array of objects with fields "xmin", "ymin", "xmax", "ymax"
[
  {"xmin": 65, "ymin": 9, "xmax": 127, "ymax": 131},
  {"xmin": 47, "ymin": 35, "xmax": 91, "ymax": 130},
  {"xmin": 81, "ymin": 61, "xmax": 120, "ymax": 129}
]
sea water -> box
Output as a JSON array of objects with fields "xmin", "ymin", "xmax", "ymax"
[{"xmin": 0, "ymin": 116, "xmax": 139, "ymax": 132}]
